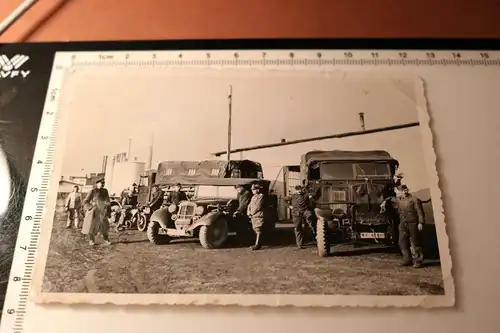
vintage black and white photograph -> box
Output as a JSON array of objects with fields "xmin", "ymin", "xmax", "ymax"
[{"xmin": 31, "ymin": 67, "xmax": 453, "ymax": 307}]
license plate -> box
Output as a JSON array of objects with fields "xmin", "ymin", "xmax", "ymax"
[{"xmin": 360, "ymin": 232, "xmax": 386, "ymax": 239}]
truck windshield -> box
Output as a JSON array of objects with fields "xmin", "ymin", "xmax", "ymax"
[
  {"xmin": 319, "ymin": 162, "xmax": 391, "ymax": 180},
  {"xmin": 196, "ymin": 186, "xmax": 238, "ymax": 199}
]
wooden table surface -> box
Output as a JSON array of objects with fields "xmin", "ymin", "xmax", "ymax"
[{"xmin": 1, "ymin": 0, "xmax": 499, "ymax": 43}]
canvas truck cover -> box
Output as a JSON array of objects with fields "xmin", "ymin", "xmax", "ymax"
[
  {"xmin": 155, "ymin": 160, "xmax": 263, "ymax": 185},
  {"xmin": 300, "ymin": 150, "xmax": 399, "ymax": 182}
]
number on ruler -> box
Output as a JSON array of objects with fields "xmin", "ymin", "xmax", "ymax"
[
  {"xmin": 426, "ymin": 52, "xmax": 435, "ymax": 58},
  {"xmin": 41, "ymin": 135, "xmax": 48, "ymax": 140},
  {"xmin": 30, "ymin": 187, "xmax": 38, "ymax": 192},
  {"xmin": 12, "ymin": 276, "xmax": 21, "ymax": 282},
  {"xmin": 125, "ymin": 53, "xmax": 130, "ymax": 60},
  {"xmin": 152, "ymin": 53, "xmax": 156, "ymax": 60},
  {"xmin": 452, "ymin": 52, "xmax": 461, "ymax": 58},
  {"xmin": 19, "ymin": 245, "xmax": 27, "ymax": 250},
  {"xmin": 371, "ymin": 52, "xmax": 379, "ymax": 58},
  {"xmin": 46, "ymin": 111, "xmax": 54, "ymax": 115},
  {"xmin": 480, "ymin": 52, "xmax": 489, "ymax": 59},
  {"xmin": 37, "ymin": 160, "xmax": 43, "ymax": 164},
  {"xmin": 399, "ymin": 52, "xmax": 408, "ymax": 58},
  {"xmin": 6, "ymin": 309, "xmax": 14, "ymax": 315},
  {"xmin": 25, "ymin": 216, "xmax": 32, "ymax": 221},
  {"xmin": 344, "ymin": 52, "xmax": 353, "ymax": 58}
]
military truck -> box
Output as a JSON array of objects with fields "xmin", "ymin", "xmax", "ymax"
[
  {"xmin": 146, "ymin": 177, "xmax": 276, "ymax": 249},
  {"xmin": 136, "ymin": 159, "xmax": 278, "ymax": 234},
  {"xmin": 300, "ymin": 150, "xmax": 400, "ymax": 257}
]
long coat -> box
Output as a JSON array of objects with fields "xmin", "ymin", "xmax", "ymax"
[{"xmin": 81, "ymin": 188, "xmax": 111, "ymax": 235}]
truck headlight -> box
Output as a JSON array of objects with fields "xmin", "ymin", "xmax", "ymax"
[
  {"xmin": 195, "ymin": 206, "xmax": 205, "ymax": 216},
  {"xmin": 168, "ymin": 204, "xmax": 177, "ymax": 213}
]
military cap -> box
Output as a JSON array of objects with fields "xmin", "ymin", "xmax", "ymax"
[
  {"xmin": 251, "ymin": 183, "xmax": 262, "ymax": 190},
  {"xmin": 95, "ymin": 178, "xmax": 105, "ymax": 184}
]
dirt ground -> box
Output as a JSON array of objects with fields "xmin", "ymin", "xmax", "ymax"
[{"xmin": 41, "ymin": 209, "xmax": 445, "ymax": 295}]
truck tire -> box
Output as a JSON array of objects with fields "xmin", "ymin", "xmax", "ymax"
[
  {"xmin": 147, "ymin": 221, "xmax": 170, "ymax": 245},
  {"xmin": 316, "ymin": 219, "xmax": 331, "ymax": 257},
  {"xmin": 199, "ymin": 218, "xmax": 229, "ymax": 249}
]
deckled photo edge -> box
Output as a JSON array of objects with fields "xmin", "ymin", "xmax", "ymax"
[
  {"xmin": 34, "ymin": 292, "xmax": 453, "ymax": 308},
  {"xmin": 413, "ymin": 76, "xmax": 455, "ymax": 304}
]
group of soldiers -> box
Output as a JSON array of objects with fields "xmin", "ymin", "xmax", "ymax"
[
  {"xmin": 63, "ymin": 177, "xmax": 427, "ymax": 267},
  {"xmin": 63, "ymin": 180, "xmax": 190, "ymax": 246},
  {"xmin": 64, "ymin": 178, "xmax": 112, "ymax": 246}
]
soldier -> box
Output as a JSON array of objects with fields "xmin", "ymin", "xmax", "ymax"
[
  {"xmin": 116, "ymin": 183, "xmax": 139, "ymax": 230},
  {"xmin": 65, "ymin": 185, "xmax": 82, "ymax": 229},
  {"xmin": 166, "ymin": 183, "xmax": 187, "ymax": 206},
  {"xmin": 247, "ymin": 183, "xmax": 265, "ymax": 251},
  {"xmin": 147, "ymin": 185, "xmax": 164, "ymax": 212},
  {"xmin": 396, "ymin": 185, "xmax": 426, "ymax": 268},
  {"xmin": 234, "ymin": 184, "xmax": 252, "ymax": 217},
  {"xmin": 81, "ymin": 178, "xmax": 111, "ymax": 246},
  {"xmin": 285, "ymin": 185, "xmax": 315, "ymax": 249},
  {"xmin": 233, "ymin": 184, "xmax": 252, "ymax": 243}
]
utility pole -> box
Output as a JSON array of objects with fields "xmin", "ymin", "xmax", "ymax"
[
  {"xmin": 148, "ymin": 133, "xmax": 155, "ymax": 170},
  {"xmin": 227, "ymin": 85, "xmax": 232, "ymax": 162}
]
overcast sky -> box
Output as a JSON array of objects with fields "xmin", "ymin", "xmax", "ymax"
[{"xmin": 58, "ymin": 68, "xmax": 430, "ymax": 192}]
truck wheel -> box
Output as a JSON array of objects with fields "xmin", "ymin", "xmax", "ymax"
[
  {"xmin": 316, "ymin": 219, "xmax": 331, "ymax": 257},
  {"xmin": 199, "ymin": 218, "xmax": 229, "ymax": 249},
  {"xmin": 136, "ymin": 215, "xmax": 148, "ymax": 232},
  {"xmin": 147, "ymin": 221, "xmax": 170, "ymax": 245}
]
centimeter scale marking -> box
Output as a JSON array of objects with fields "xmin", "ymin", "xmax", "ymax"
[{"xmin": 1, "ymin": 48, "xmax": 499, "ymax": 333}]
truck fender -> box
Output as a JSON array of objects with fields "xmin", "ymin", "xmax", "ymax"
[
  {"xmin": 188, "ymin": 211, "xmax": 225, "ymax": 232},
  {"xmin": 150, "ymin": 207, "xmax": 171, "ymax": 230},
  {"xmin": 314, "ymin": 208, "xmax": 333, "ymax": 221},
  {"xmin": 314, "ymin": 208, "xmax": 338, "ymax": 230}
]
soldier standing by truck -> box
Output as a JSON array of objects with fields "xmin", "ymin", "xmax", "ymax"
[
  {"xmin": 233, "ymin": 184, "xmax": 252, "ymax": 244},
  {"xmin": 396, "ymin": 185, "xmax": 426, "ymax": 268},
  {"xmin": 166, "ymin": 183, "xmax": 188, "ymax": 206},
  {"xmin": 285, "ymin": 185, "xmax": 316, "ymax": 249},
  {"xmin": 247, "ymin": 183, "xmax": 265, "ymax": 251},
  {"xmin": 147, "ymin": 185, "xmax": 164, "ymax": 212}
]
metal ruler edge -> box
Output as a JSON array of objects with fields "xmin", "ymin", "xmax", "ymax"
[
  {"xmin": 58, "ymin": 49, "xmax": 500, "ymax": 67},
  {"xmin": 1, "ymin": 47, "xmax": 499, "ymax": 332},
  {"xmin": 0, "ymin": 58, "xmax": 64, "ymax": 333}
]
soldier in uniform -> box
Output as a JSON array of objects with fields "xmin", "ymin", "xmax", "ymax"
[
  {"xmin": 396, "ymin": 185, "xmax": 426, "ymax": 268},
  {"xmin": 81, "ymin": 178, "xmax": 111, "ymax": 246},
  {"xmin": 147, "ymin": 185, "xmax": 164, "ymax": 212},
  {"xmin": 65, "ymin": 185, "xmax": 82, "ymax": 229},
  {"xmin": 166, "ymin": 183, "xmax": 188, "ymax": 206},
  {"xmin": 247, "ymin": 183, "xmax": 265, "ymax": 251},
  {"xmin": 233, "ymin": 184, "xmax": 252, "ymax": 243},
  {"xmin": 285, "ymin": 185, "xmax": 315, "ymax": 249},
  {"xmin": 116, "ymin": 183, "xmax": 139, "ymax": 230}
]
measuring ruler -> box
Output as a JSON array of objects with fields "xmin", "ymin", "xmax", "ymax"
[{"xmin": 0, "ymin": 48, "xmax": 498, "ymax": 333}]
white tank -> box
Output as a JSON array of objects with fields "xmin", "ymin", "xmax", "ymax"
[{"xmin": 108, "ymin": 161, "xmax": 146, "ymax": 196}]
